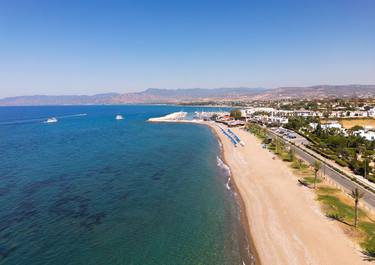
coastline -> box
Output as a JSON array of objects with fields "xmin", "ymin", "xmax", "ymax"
[
  {"xmin": 149, "ymin": 118, "xmax": 259, "ymax": 264},
  {"xmin": 150, "ymin": 118, "xmax": 260, "ymax": 264},
  {"xmin": 207, "ymin": 123, "xmax": 260, "ymax": 265},
  {"xmin": 149, "ymin": 117, "xmax": 369, "ymax": 265},
  {"xmin": 208, "ymin": 123, "xmax": 367, "ymax": 265}
]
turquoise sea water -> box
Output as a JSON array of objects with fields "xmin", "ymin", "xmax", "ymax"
[{"xmin": 0, "ymin": 105, "xmax": 252, "ymax": 265}]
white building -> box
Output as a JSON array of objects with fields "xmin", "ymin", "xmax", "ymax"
[
  {"xmin": 309, "ymin": 122, "xmax": 342, "ymax": 130},
  {"xmin": 322, "ymin": 122, "xmax": 342, "ymax": 130},
  {"xmin": 269, "ymin": 116, "xmax": 289, "ymax": 124},
  {"xmin": 242, "ymin": 107, "xmax": 275, "ymax": 115},
  {"xmin": 329, "ymin": 110, "xmax": 369, "ymax": 118},
  {"xmin": 309, "ymin": 122, "xmax": 318, "ymax": 130},
  {"xmin": 368, "ymin": 107, "xmax": 375, "ymax": 117},
  {"xmin": 356, "ymin": 129, "xmax": 375, "ymax": 141}
]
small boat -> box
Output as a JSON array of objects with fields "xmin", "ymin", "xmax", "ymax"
[
  {"xmin": 115, "ymin": 115, "xmax": 124, "ymax": 120},
  {"xmin": 45, "ymin": 117, "xmax": 58, "ymax": 123}
]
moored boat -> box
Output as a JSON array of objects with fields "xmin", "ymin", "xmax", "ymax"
[{"xmin": 115, "ymin": 115, "xmax": 124, "ymax": 120}]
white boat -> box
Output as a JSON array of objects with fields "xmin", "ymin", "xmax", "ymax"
[
  {"xmin": 115, "ymin": 115, "xmax": 124, "ymax": 120},
  {"xmin": 46, "ymin": 117, "xmax": 58, "ymax": 123}
]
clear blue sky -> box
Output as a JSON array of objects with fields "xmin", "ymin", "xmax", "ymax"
[{"xmin": 0, "ymin": 0, "xmax": 374, "ymax": 97}]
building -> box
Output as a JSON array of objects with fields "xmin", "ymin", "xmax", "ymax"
[
  {"xmin": 309, "ymin": 122, "xmax": 342, "ymax": 130},
  {"xmin": 355, "ymin": 129, "xmax": 375, "ymax": 141},
  {"xmin": 321, "ymin": 122, "xmax": 342, "ymax": 130},
  {"xmin": 368, "ymin": 107, "xmax": 375, "ymax": 117},
  {"xmin": 330, "ymin": 110, "xmax": 368, "ymax": 118},
  {"xmin": 295, "ymin": 109, "xmax": 322, "ymax": 117}
]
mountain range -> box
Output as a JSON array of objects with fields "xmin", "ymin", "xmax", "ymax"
[{"xmin": 1, "ymin": 85, "xmax": 374, "ymax": 106}]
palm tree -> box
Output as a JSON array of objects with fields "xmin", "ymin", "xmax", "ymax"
[
  {"xmin": 351, "ymin": 188, "xmax": 364, "ymax": 228},
  {"xmin": 313, "ymin": 160, "xmax": 321, "ymax": 189},
  {"xmin": 288, "ymin": 148, "xmax": 295, "ymax": 162},
  {"xmin": 297, "ymin": 159, "xmax": 303, "ymax": 169},
  {"xmin": 275, "ymin": 139, "xmax": 284, "ymax": 155}
]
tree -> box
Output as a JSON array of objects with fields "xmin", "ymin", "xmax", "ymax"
[
  {"xmin": 230, "ymin": 109, "xmax": 242, "ymax": 120},
  {"xmin": 284, "ymin": 116, "xmax": 308, "ymax": 131},
  {"xmin": 361, "ymin": 145, "xmax": 368, "ymax": 179},
  {"xmin": 315, "ymin": 123, "xmax": 323, "ymax": 137},
  {"xmin": 288, "ymin": 148, "xmax": 295, "ymax": 162},
  {"xmin": 313, "ymin": 160, "xmax": 321, "ymax": 189},
  {"xmin": 297, "ymin": 158, "xmax": 303, "ymax": 169},
  {"xmin": 364, "ymin": 105, "xmax": 372, "ymax": 111},
  {"xmin": 274, "ymin": 138, "xmax": 284, "ymax": 155},
  {"xmin": 351, "ymin": 188, "xmax": 364, "ymax": 228},
  {"xmin": 349, "ymin": 125, "xmax": 364, "ymax": 132}
]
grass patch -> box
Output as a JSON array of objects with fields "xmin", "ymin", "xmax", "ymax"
[
  {"xmin": 317, "ymin": 194, "xmax": 362, "ymax": 223},
  {"xmin": 318, "ymin": 186, "xmax": 339, "ymax": 194},
  {"xmin": 291, "ymin": 159, "xmax": 310, "ymax": 174},
  {"xmin": 267, "ymin": 143, "xmax": 275, "ymax": 151},
  {"xmin": 300, "ymin": 164, "xmax": 310, "ymax": 172},
  {"xmin": 303, "ymin": 176, "xmax": 322, "ymax": 185},
  {"xmin": 246, "ymin": 124, "xmax": 375, "ymax": 257},
  {"xmin": 368, "ymin": 175, "xmax": 375, "ymax": 183},
  {"xmin": 360, "ymin": 222, "xmax": 375, "ymax": 257},
  {"xmin": 274, "ymin": 149, "xmax": 282, "ymax": 155},
  {"xmin": 291, "ymin": 160, "xmax": 300, "ymax": 169},
  {"xmin": 315, "ymin": 185, "xmax": 375, "ymax": 259},
  {"xmin": 281, "ymin": 152, "xmax": 293, "ymax": 161}
]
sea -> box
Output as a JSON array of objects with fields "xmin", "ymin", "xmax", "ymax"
[{"xmin": 0, "ymin": 105, "xmax": 253, "ymax": 265}]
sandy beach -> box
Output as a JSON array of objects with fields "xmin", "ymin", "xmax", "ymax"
[{"xmin": 207, "ymin": 123, "xmax": 368, "ymax": 265}]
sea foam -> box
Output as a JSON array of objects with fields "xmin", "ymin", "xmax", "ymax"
[{"xmin": 217, "ymin": 156, "xmax": 231, "ymax": 190}]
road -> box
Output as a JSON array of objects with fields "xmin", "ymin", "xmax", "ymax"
[{"xmin": 267, "ymin": 130, "xmax": 375, "ymax": 210}]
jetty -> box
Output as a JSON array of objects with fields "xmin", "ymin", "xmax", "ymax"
[{"xmin": 148, "ymin": 111, "xmax": 187, "ymax": 122}]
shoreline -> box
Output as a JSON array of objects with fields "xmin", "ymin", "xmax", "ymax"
[
  {"xmin": 149, "ymin": 117, "xmax": 369, "ymax": 264},
  {"xmin": 209, "ymin": 123, "xmax": 367, "ymax": 265},
  {"xmin": 150, "ymin": 118, "xmax": 260, "ymax": 264},
  {"xmin": 207, "ymin": 123, "xmax": 260, "ymax": 265}
]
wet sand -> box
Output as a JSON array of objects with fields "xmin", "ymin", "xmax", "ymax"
[{"xmin": 208, "ymin": 123, "xmax": 367, "ymax": 265}]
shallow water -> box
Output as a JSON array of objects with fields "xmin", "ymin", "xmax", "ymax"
[{"xmin": 0, "ymin": 105, "xmax": 251, "ymax": 265}]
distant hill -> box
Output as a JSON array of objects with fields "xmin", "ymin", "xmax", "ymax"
[
  {"xmin": 0, "ymin": 88, "xmax": 266, "ymax": 105},
  {"xmin": 253, "ymin": 85, "xmax": 375, "ymax": 100},
  {"xmin": 1, "ymin": 85, "xmax": 374, "ymax": 105},
  {"xmin": 0, "ymin": 93, "xmax": 121, "ymax": 106},
  {"xmin": 139, "ymin": 87, "xmax": 267, "ymax": 98}
]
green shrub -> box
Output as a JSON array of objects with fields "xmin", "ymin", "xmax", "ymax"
[
  {"xmin": 327, "ymin": 213, "xmax": 344, "ymax": 221},
  {"xmin": 360, "ymin": 222, "xmax": 375, "ymax": 258},
  {"xmin": 334, "ymin": 158, "xmax": 349, "ymax": 167},
  {"xmin": 304, "ymin": 176, "xmax": 322, "ymax": 185}
]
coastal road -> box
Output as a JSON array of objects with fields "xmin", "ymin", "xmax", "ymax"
[{"xmin": 267, "ymin": 130, "xmax": 375, "ymax": 211}]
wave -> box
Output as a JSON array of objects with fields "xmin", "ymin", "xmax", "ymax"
[
  {"xmin": 0, "ymin": 113, "xmax": 88, "ymax": 126},
  {"xmin": 216, "ymin": 156, "xmax": 231, "ymax": 175},
  {"xmin": 216, "ymin": 160, "xmax": 255, "ymax": 265},
  {"xmin": 218, "ymin": 139, "xmax": 223, "ymax": 149},
  {"xmin": 216, "ymin": 156, "xmax": 231, "ymax": 190},
  {"xmin": 0, "ymin": 118, "xmax": 45, "ymax": 126},
  {"xmin": 59, "ymin": 113, "xmax": 87, "ymax": 118},
  {"xmin": 225, "ymin": 177, "xmax": 231, "ymax": 190}
]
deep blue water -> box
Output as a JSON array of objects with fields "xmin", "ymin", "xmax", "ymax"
[{"xmin": 0, "ymin": 105, "xmax": 251, "ymax": 265}]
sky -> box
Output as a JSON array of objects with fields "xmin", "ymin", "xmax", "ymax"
[{"xmin": 0, "ymin": 0, "xmax": 374, "ymax": 98}]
